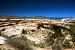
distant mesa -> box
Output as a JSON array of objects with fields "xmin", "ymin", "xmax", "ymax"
[
  {"xmin": 32, "ymin": 16, "xmax": 49, "ymax": 19},
  {"xmin": 0, "ymin": 16, "xmax": 25, "ymax": 19},
  {"xmin": 0, "ymin": 16, "xmax": 74, "ymax": 19},
  {"xmin": 0, "ymin": 16, "xmax": 49, "ymax": 19}
]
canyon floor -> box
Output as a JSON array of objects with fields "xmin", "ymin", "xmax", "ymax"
[{"xmin": 0, "ymin": 16, "xmax": 75, "ymax": 50}]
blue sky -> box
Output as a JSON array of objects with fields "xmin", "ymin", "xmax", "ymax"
[{"xmin": 0, "ymin": 0, "xmax": 75, "ymax": 17}]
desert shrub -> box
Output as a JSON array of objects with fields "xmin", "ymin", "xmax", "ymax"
[
  {"xmin": 46, "ymin": 32, "xmax": 54, "ymax": 46},
  {"xmin": 34, "ymin": 40, "xmax": 46, "ymax": 48},
  {"xmin": 33, "ymin": 40, "xmax": 46, "ymax": 48},
  {"xmin": 39, "ymin": 41, "xmax": 46, "ymax": 48},
  {"xmin": 69, "ymin": 23, "xmax": 75, "ymax": 41},
  {"xmin": 31, "ymin": 41, "xmax": 35, "ymax": 46},
  {"xmin": 62, "ymin": 40, "xmax": 71, "ymax": 48},
  {"xmin": 45, "ymin": 25, "xmax": 74, "ymax": 48},
  {"xmin": 7, "ymin": 35, "xmax": 32, "ymax": 50}
]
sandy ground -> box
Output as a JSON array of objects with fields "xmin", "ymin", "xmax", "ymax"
[
  {"xmin": 31, "ymin": 46, "xmax": 73, "ymax": 50},
  {"xmin": 33, "ymin": 48, "xmax": 73, "ymax": 50}
]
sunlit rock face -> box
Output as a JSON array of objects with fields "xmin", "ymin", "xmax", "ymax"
[
  {"xmin": 1, "ymin": 25, "xmax": 24, "ymax": 37},
  {"xmin": 0, "ymin": 36, "xmax": 7, "ymax": 44},
  {"xmin": 0, "ymin": 23, "xmax": 37, "ymax": 37}
]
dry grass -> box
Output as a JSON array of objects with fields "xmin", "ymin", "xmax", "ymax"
[{"xmin": 0, "ymin": 44, "xmax": 18, "ymax": 50}]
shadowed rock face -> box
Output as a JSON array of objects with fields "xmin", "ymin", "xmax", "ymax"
[{"xmin": 1, "ymin": 28, "xmax": 6, "ymax": 31}]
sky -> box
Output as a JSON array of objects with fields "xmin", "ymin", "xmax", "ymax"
[{"xmin": 0, "ymin": 0, "xmax": 75, "ymax": 17}]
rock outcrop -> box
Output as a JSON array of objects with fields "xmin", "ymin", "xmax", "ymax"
[{"xmin": 0, "ymin": 36, "xmax": 7, "ymax": 44}]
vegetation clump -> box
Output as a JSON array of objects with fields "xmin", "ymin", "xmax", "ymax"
[
  {"xmin": 45, "ymin": 23, "xmax": 75, "ymax": 48},
  {"xmin": 7, "ymin": 35, "xmax": 32, "ymax": 50}
]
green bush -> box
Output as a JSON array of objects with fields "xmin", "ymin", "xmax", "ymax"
[
  {"xmin": 31, "ymin": 41, "xmax": 35, "ymax": 46},
  {"xmin": 45, "ymin": 24, "xmax": 74, "ymax": 48},
  {"xmin": 39, "ymin": 41, "xmax": 46, "ymax": 48},
  {"xmin": 7, "ymin": 35, "xmax": 32, "ymax": 50},
  {"xmin": 62, "ymin": 40, "xmax": 71, "ymax": 48}
]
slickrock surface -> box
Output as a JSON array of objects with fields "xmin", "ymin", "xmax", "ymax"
[
  {"xmin": 0, "ymin": 17, "xmax": 75, "ymax": 50},
  {"xmin": 0, "ymin": 36, "xmax": 7, "ymax": 44}
]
